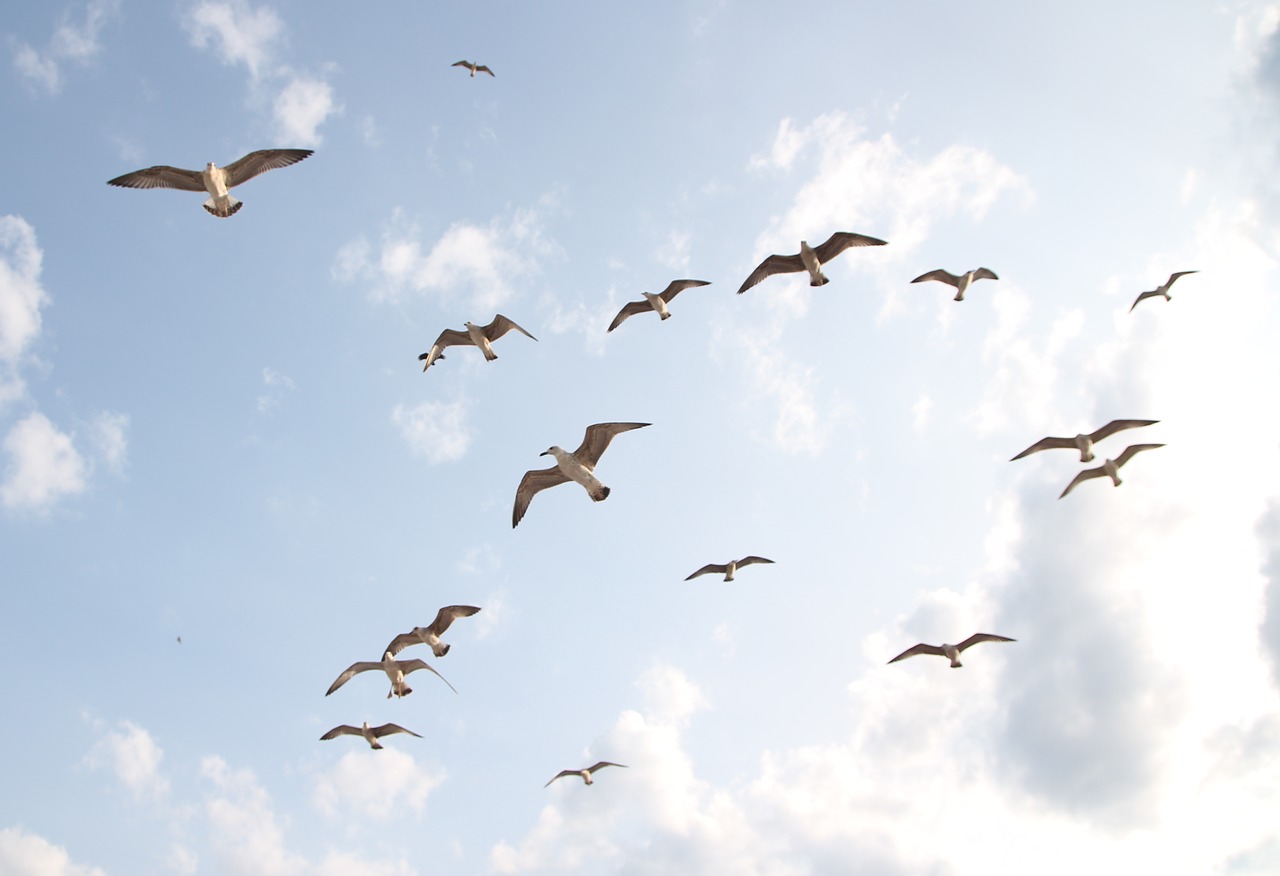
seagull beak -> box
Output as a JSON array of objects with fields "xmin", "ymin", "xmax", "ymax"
[{"xmin": 539, "ymin": 450, "xmax": 550, "ymax": 456}]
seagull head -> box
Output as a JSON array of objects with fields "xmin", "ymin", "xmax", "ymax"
[
  {"xmin": 382, "ymin": 651, "xmax": 395, "ymax": 662},
  {"xmin": 540, "ymin": 446, "xmax": 563, "ymax": 457}
]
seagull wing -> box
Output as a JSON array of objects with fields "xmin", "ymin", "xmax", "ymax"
[
  {"xmin": 513, "ymin": 466, "xmax": 572, "ymax": 527},
  {"xmin": 574, "ymin": 422, "xmax": 651, "ymax": 466},
  {"xmin": 972, "ymin": 267, "xmax": 999, "ymax": 281},
  {"xmin": 319, "ymin": 724, "xmax": 363, "ymax": 740},
  {"xmin": 685, "ymin": 563, "xmax": 728, "ymax": 580},
  {"xmin": 586, "ymin": 761, "xmax": 627, "ymax": 774},
  {"xmin": 887, "ymin": 643, "xmax": 947, "ymax": 664},
  {"xmin": 419, "ymin": 328, "xmax": 473, "ymax": 370},
  {"xmin": 371, "ymin": 723, "xmax": 423, "ymax": 739},
  {"xmin": 735, "ymin": 556, "xmax": 775, "ymax": 568},
  {"xmin": 657, "ymin": 279, "xmax": 711, "ymax": 303},
  {"xmin": 737, "ymin": 253, "xmax": 804, "ymax": 294},
  {"xmin": 452, "ymin": 60, "xmax": 473, "ymax": 68},
  {"xmin": 1113, "ymin": 443, "xmax": 1164, "ymax": 469},
  {"xmin": 220, "ymin": 149, "xmax": 314, "ymax": 188},
  {"xmin": 476, "ymin": 65, "xmax": 495, "ymax": 76},
  {"xmin": 607, "ymin": 300, "xmax": 651, "ymax": 332},
  {"xmin": 811, "ymin": 231, "xmax": 889, "ymax": 264},
  {"xmin": 325, "ymin": 661, "xmax": 382, "ymax": 696},
  {"xmin": 1089, "ymin": 419, "xmax": 1159, "ymax": 443},
  {"xmin": 1128, "ymin": 290, "xmax": 1161, "ymax": 312},
  {"xmin": 1009, "ymin": 436, "xmax": 1076, "ymax": 460},
  {"xmin": 1058, "ymin": 466, "xmax": 1106, "ymax": 499},
  {"xmin": 482, "ymin": 314, "xmax": 537, "ymax": 342},
  {"xmin": 427, "ymin": 604, "xmax": 482, "ymax": 637},
  {"xmin": 106, "ymin": 165, "xmax": 206, "ymax": 192},
  {"xmin": 382, "ymin": 630, "xmax": 424, "ymax": 658},
  {"xmin": 398, "ymin": 658, "xmax": 457, "ymax": 693},
  {"xmin": 544, "ymin": 770, "xmax": 578, "ymax": 787},
  {"xmin": 955, "ymin": 633, "xmax": 1016, "ymax": 652},
  {"xmin": 1165, "ymin": 270, "xmax": 1198, "ymax": 287},
  {"xmin": 910, "ymin": 269, "xmax": 962, "ymax": 287}
]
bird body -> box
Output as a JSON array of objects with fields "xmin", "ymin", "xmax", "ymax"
[
  {"xmin": 320, "ymin": 721, "xmax": 422, "ymax": 749},
  {"xmin": 1010, "ymin": 419, "xmax": 1158, "ymax": 463},
  {"xmin": 106, "ymin": 149, "xmax": 313, "ymax": 217},
  {"xmin": 736, "ymin": 231, "xmax": 888, "ymax": 294},
  {"xmin": 1129, "ymin": 271, "xmax": 1198, "ymax": 312},
  {"xmin": 325, "ymin": 651, "xmax": 456, "ymax": 699},
  {"xmin": 685, "ymin": 556, "xmax": 775, "ymax": 582},
  {"xmin": 888, "ymin": 633, "xmax": 1015, "ymax": 668},
  {"xmin": 607, "ymin": 280, "xmax": 710, "ymax": 332},
  {"xmin": 384, "ymin": 605, "xmax": 482, "ymax": 658},
  {"xmin": 910, "ymin": 267, "xmax": 998, "ymax": 301},
  {"xmin": 419, "ymin": 314, "xmax": 536, "ymax": 371},
  {"xmin": 545, "ymin": 761, "xmax": 627, "ymax": 787},
  {"xmin": 1058, "ymin": 443, "xmax": 1164, "ymax": 499},
  {"xmin": 512, "ymin": 423, "xmax": 650, "ymax": 527}
]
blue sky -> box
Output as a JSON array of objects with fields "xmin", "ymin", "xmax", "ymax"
[{"xmin": 3, "ymin": 1, "xmax": 1280, "ymax": 874}]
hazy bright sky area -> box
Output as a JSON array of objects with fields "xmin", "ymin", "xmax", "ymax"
[{"xmin": 4, "ymin": 1, "xmax": 1280, "ymax": 874}]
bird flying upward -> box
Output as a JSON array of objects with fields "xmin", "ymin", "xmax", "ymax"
[
  {"xmin": 383, "ymin": 605, "xmax": 482, "ymax": 658},
  {"xmin": 418, "ymin": 314, "xmax": 537, "ymax": 371},
  {"xmin": 106, "ymin": 148, "xmax": 313, "ymax": 217},
  {"xmin": 512, "ymin": 422, "xmax": 650, "ymax": 527}
]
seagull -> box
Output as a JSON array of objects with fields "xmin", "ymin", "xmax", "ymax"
[
  {"xmin": 685, "ymin": 556, "xmax": 774, "ymax": 582},
  {"xmin": 325, "ymin": 651, "xmax": 456, "ymax": 699},
  {"xmin": 910, "ymin": 267, "xmax": 999, "ymax": 301},
  {"xmin": 512, "ymin": 422, "xmax": 650, "ymax": 528},
  {"xmin": 418, "ymin": 314, "xmax": 536, "ymax": 371},
  {"xmin": 1010, "ymin": 419, "xmax": 1159, "ymax": 463},
  {"xmin": 1058, "ymin": 443, "xmax": 1164, "ymax": 499},
  {"xmin": 736, "ymin": 231, "xmax": 888, "ymax": 294},
  {"xmin": 320, "ymin": 721, "xmax": 422, "ymax": 750},
  {"xmin": 545, "ymin": 761, "xmax": 627, "ymax": 787},
  {"xmin": 383, "ymin": 605, "xmax": 482, "ymax": 658},
  {"xmin": 1129, "ymin": 271, "xmax": 1198, "ymax": 312},
  {"xmin": 106, "ymin": 149, "xmax": 313, "ymax": 218},
  {"xmin": 888, "ymin": 633, "xmax": 1016, "ymax": 668},
  {"xmin": 453, "ymin": 60, "xmax": 494, "ymax": 77},
  {"xmin": 608, "ymin": 279, "xmax": 711, "ymax": 332}
]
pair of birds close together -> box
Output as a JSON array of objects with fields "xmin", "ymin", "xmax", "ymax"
[{"xmin": 1010, "ymin": 419, "xmax": 1164, "ymax": 499}]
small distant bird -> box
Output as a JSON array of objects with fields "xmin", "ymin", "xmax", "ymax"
[
  {"xmin": 545, "ymin": 761, "xmax": 627, "ymax": 787},
  {"xmin": 512, "ymin": 422, "xmax": 650, "ymax": 528},
  {"xmin": 608, "ymin": 279, "xmax": 711, "ymax": 332},
  {"xmin": 737, "ymin": 231, "xmax": 888, "ymax": 294},
  {"xmin": 320, "ymin": 721, "xmax": 422, "ymax": 750},
  {"xmin": 419, "ymin": 314, "xmax": 536, "ymax": 371},
  {"xmin": 685, "ymin": 556, "xmax": 774, "ymax": 582},
  {"xmin": 106, "ymin": 148, "xmax": 313, "ymax": 218},
  {"xmin": 1129, "ymin": 271, "xmax": 1198, "ymax": 312},
  {"xmin": 384, "ymin": 605, "xmax": 482, "ymax": 658},
  {"xmin": 325, "ymin": 651, "xmax": 456, "ymax": 699},
  {"xmin": 888, "ymin": 633, "xmax": 1016, "ymax": 668},
  {"xmin": 176, "ymin": 636, "xmax": 182, "ymax": 645},
  {"xmin": 1058, "ymin": 443, "xmax": 1164, "ymax": 499},
  {"xmin": 910, "ymin": 267, "xmax": 999, "ymax": 301},
  {"xmin": 453, "ymin": 60, "xmax": 494, "ymax": 77},
  {"xmin": 1010, "ymin": 419, "xmax": 1159, "ymax": 463}
]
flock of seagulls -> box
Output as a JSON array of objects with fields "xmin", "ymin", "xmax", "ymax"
[{"xmin": 102, "ymin": 58, "xmax": 1197, "ymax": 795}]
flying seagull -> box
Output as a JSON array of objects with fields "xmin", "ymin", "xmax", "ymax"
[
  {"xmin": 384, "ymin": 605, "xmax": 482, "ymax": 658},
  {"xmin": 544, "ymin": 761, "xmax": 627, "ymax": 787},
  {"xmin": 512, "ymin": 422, "xmax": 650, "ymax": 527},
  {"xmin": 1129, "ymin": 271, "xmax": 1198, "ymax": 312},
  {"xmin": 685, "ymin": 556, "xmax": 774, "ymax": 582},
  {"xmin": 608, "ymin": 279, "xmax": 711, "ymax": 332},
  {"xmin": 910, "ymin": 267, "xmax": 999, "ymax": 301},
  {"xmin": 418, "ymin": 314, "xmax": 536, "ymax": 371},
  {"xmin": 325, "ymin": 651, "xmax": 456, "ymax": 699},
  {"xmin": 736, "ymin": 231, "xmax": 888, "ymax": 294},
  {"xmin": 106, "ymin": 148, "xmax": 313, "ymax": 218},
  {"xmin": 453, "ymin": 60, "xmax": 494, "ymax": 77},
  {"xmin": 1010, "ymin": 419, "xmax": 1159, "ymax": 463},
  {"xmin": 320, "ymin": 721, "xmax": 422, "ymax": 750},
  {"xmin": 1058, "ymin": 443, "xmax": 1164, "ymax": 499},
  {"xmin": 888, "ymin": 633, "xmax": 1016, "ymax": 668}
]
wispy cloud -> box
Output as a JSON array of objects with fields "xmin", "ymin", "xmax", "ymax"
[
  {"xmin": 10, "ymin": 0, "xmax": 119, "ymax": 95},
  {"xmin": 0, "ymin": 215, "xmax": 49, "ymax": 406},
  {"xmin": 85, "ymin": 720, "xmax": 170, "ymax": 801},
  {"xmin": 0, "ymin": 827, "xmax": 105, "ymax": 876},
  {"xmin": 391, "ymin": 399, "xmax": 471, "ymax": 463},
  {"xmin": 312, "ymin": 748, "xmax": 444, "ymax": 820}
]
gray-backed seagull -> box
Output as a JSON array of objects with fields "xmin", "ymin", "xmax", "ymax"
[
  {"xmin": 419, "ymin": 314, "xmax": 536, "ymax": 371},
  {"xmin": 106, "ymin": 149, "xmax": 313, "ymax": 218},
  {"xmin": 910, "ymin": 267, "xmax": 999, "ymax": 301},
  {"xmin": 384, "ymin": 605, "xmax": 482, "ymax": 658},
  {"xmin": 512, "ymin": 422, "xmax": 650, "ymax": 527},
  {"xmin": 320, "ymin": 721, "xmax": 422, "ymax": 749},
  {"xmin": 1058, "ymin": 443, "xmax": 1164, "ymax": 499},
  {"xmin": 453, "ymin": 60, "xmax": 494, "ymax": 77},
  {"xmin": 608, "ymin": 279, "xmax": 711, "ymax": 332},
  {"xmin": 545, "ymin": 761, "xmax": 627, "ymax": 787},
  {"xmin": 1011, "ymin": 419, "xmax": 1159, "ymax": 463},
  {"xmin": 737, "ymin": 231, "xmax": 888, "ymax": 294},
  {"xmin": 1129, "ymin": 271, "xmax": 1198, "ymax": 312},
  {"xmin": 325, "ymin": 651, "xmax": 456, "ymax": 699},
  {"xmin": 685, "ymin": 556, "xmax": 774, "ymax": 582},
  {"xmin": 888, "ymin": 633, "xmax": 1016, "ymax": 668}
]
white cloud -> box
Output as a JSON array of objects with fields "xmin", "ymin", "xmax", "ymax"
[
  {"xmin": 312, "ymin": 748, "xmax": 444, "ymax": 820},
  {"xmin": 0, "ymin": 215, "xmax": 49, "ymax": 403},
  {"xmin": 0, "ymin": 828, "xmax": 105, "ymax": 876},
  {"xmin": 11, "ymin": 0, "xmax": 119, "ymax": 95},
  {"xmin": 257, "ymin": 367, "xmax": 295, "ymax": 413},
  {"xmin": 183, "ymin": 0, "xmax": 282, "ymax": 80},
  {"xmin": 273, "ymin": 76, "xmax": 340, "ymax": 146},
  {"xmin": 86, "ymin": 720, "xmax": 169, "ymax": 800},
  {"xmin": 391, "ymin": 399, "xmax": 471, "ymax": 463},
  {"xmin": 1, "ymin": 412, "xmax": 86, "ymax": 511},
  {"xmin": 89, "ymin": 411, "xmax": 128, "ymax": 475}
]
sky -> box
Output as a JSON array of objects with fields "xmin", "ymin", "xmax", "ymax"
[{"xmin": 2, "ymin": 0, "xmax": 1280, "ymax": 874}]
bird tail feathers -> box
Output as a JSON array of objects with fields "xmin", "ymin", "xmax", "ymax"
[
  {"xmin": 203, "ymin": 196, "xmax": 242, "ymax": 218},
  {"xmin": 589, "ymin": 486, "xmax": 610, "ymax": 502}
]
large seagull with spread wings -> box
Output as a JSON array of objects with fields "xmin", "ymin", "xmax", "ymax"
[
  {"xmin": 737, "ymin": 231, "xmax": 887, "ymax": 294},
  {"xmin": 512, "ymin": 422, "xmax": 650, "ymax": 527},
  {"xmin": 106, "ymin": 148, "xmax": 313, "ymax": 217}
]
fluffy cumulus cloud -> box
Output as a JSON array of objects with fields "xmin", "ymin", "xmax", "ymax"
[
  {"xmin": 183, "ymin": 0, "xmax": 340, "ymax": 144},
  {"xmin": 1, "ymin": 412, "xmax": 87, "ymax": 511},
  {"xmin": 312, "ymin": 748, "xmax": 444, "ymax": 820},
  {"xmin": 10, "ymin": 0, "xmax": 120, "ymax": 94},
  {"xmin": 85, "ymin": 720, "xmax": 169, "ymax": 800},
  {"xmin": 391, "ymin": 399, "xmax": 471, "ymax": 463},
  {"xmin": 0, "ymin": 828, "xmax": 105, "ymax": 876},
  {"xmin": 335, "ymin": 202, "xmax": 562, "ymax": 313}
]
